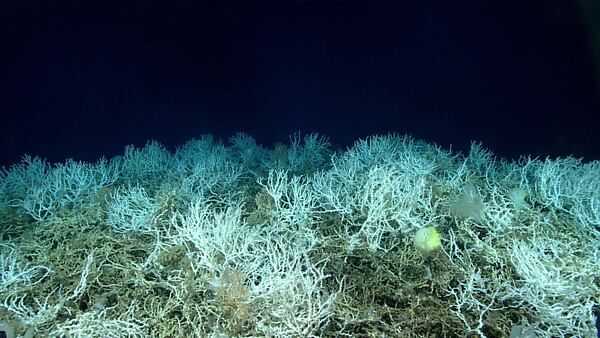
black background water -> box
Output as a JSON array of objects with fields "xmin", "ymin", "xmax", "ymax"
[{"xmin": 1, "ymin": 2, "xmax": 599, "ymax": 165}]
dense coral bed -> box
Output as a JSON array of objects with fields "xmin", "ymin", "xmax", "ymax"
[{"xmin": 0, "ymin": 134, "xmax": 598, "ymax": 337}]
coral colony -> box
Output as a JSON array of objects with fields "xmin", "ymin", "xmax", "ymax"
[{"xmin": 0, "ymin": 133, "xmax": 598, "ymax": 337}]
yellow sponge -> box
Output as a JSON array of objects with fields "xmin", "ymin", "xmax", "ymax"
[{"xmin": 413, "ymin": 226, "xmax": 441, "ymax": 254}]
